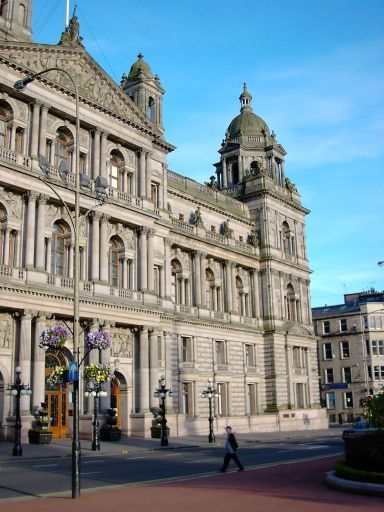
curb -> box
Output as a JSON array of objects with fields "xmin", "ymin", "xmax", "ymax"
[{"xmin": 325, "ymin": 470, "xmax": 384, "ymax": 496}]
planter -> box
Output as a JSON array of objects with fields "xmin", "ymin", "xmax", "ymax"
[
  {"xmin": 28, "ymin": 430, "xmax": 53, "ymax": 445},
  {"xmin": 150, "ymin": 426, "xmax": 170, "ymax": 439},
  {"xmin": 100, "ymin": 428, "xmax": 121, "ymax": 441}
]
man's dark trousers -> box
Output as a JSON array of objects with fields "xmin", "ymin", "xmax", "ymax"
[{"xmin": 221, "ymin": 452, "xmax": 244, "ymax": 471}]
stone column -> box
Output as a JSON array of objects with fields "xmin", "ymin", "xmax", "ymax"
[
  {"xmin": 161, "ymin": 163, "xmax": 168, "ymax": 209},
  {"xmin": 99, "ymin": 214, "xmax": 110, "ymax": 283},
  {"xmin": 194, "ymin": 251, "xmax": 201, "ymax": 306},
  {"xmin": 100, "ymin": 323, "xmax": 112, "ymax": 412},
  {"xmin": 139, "ymin": 150, "xmax": 146, "ymax": 197},
  {"xmin": 139, "ymin": 227, "xmax": 148, "ymax": 291},
  {"xmin": 35, "ymin": 195, "xmax": 47, "ymax": 271},
  {"xmin": 19, "ymin": 310, "xmax": 32, "ymax": 413},
  {"xmin": 92, "ymin": 129, "xmax": 101, "ymax": 179},
  {"xmin": 33, "ymin": 312, "xmax": 47, "ymax": 410},
  {"xmin": 3, "ymin": 228, "xmax": 10, "ymax": 265},
  {"xmin": 100, "ymin": 132, "xmax": 108, "ymax": 179},
  {"xmin": 222, "ymin": 158, "xmax": 227, "ymax": 188},
  {"xmin": 147, "ymin": 229, "xmax": 155, "ymax": 292},
  {"xmin": 159, "ymin": 265, "xmax": 165, "ymax": 298},
  {"xmin": 180, "ymin": 277, "xmax": 186, "ymax": 305},
  {"xmin": 200, "ymin": 253, "xmax": 207, "ymax": 307},
  {"xmin": 90, "ymin": 212, "xmax": 101, "ymax": 281},
  {"xmin": 139, "ymin": 327, "xmax": 150, "ymax": 412},
  {"xmin": 225, "ymin": 261, "xmax": 232, "ymax": 312},
  {"xmin": 149, "ymin": 329, "xmax": 159, "ymax": 409},
  {"xmin": 231, "ymin": 264, "xmax": 237, "ymax": 313},
  {"xmin": 25, "ymin": 191, "xmax": 38, "ymax": 268},
  {"xmin": 9, "ymin": 123, "xmax": 16, "ymax": 151},
  {"xmin": 30, "ymin": 101, "xmax": 40, "ymax": 157},
  {"xmin": 146, "ymin": 153, "xmax": 152, "ymax": 199},
  {"xmin": 45, "ymin": 237, "xmax": 52, "ymax": 272},
  {"xmin": 164, "ymin": 238, "xmax": 172, "ymax": 299},
  {"xmin": 251, "ymin": 270, "xmax": 260, "ymax": 319},
  {"xmin": 38, "ymin": 105, "xmax": 49, "ymax": 157}
]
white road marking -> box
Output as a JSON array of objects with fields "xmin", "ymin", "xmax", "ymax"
[
  {"xmin": 126, "ymin": 456, "xmax": 145, "ymax": 460},
  {"xmin": 82, "ymin": 471, "xmax": 101, "ymax": 475},
  {"xmin": 33, "ymin": 463, "xmax": 58, "ymax": 468},
  {"xmin": 83, "ymin": 459, "xmax": 104, "ymax": 464},
  {"xmin": 278, "ymin": 450, "xmax": 293, "ymax": 453}
]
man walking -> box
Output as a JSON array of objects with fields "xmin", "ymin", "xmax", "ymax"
[{"xmin": 220, "ymin": 426, "xmax": 245, "ymax": 472}]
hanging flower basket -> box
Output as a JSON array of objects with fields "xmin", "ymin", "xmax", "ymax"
[
  {"xmin": 83, "ymin": 363, "xmax": 114, "ymax": 385},
  {"xmin": 86, "ymin": 331, "xmax": 111, "ymax": 351},
  {"xmin": 40, "ymin": 325, "xmax": 69, "ymax": 350},
  {"xmin": 47, "ymin": 365, "xmax": 68, "ymax": 387}
]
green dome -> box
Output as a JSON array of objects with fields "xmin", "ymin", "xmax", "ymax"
[{"xmin": 128, "ymin": 53, "xmax": 153, "ymax": 79}]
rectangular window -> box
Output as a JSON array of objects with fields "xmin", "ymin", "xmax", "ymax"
[
  {"xmin": 217, "ymin": 382, "xmax": 228, "ymax": 416},
  {"xmin": 246, "ymin": 383, "xmax": 257, "ymax": 415},
  {"xmin": 344, "ymin": 392, "xmax": 353, "ymax": 408},
  {"xmin": 342, "ymin": 367, "xmax": 351, "ymax": 383},
  {"xmin": 325, "ymin": 368, "xmax": 334, "ymax": 384},
  {"xmin": 154, "ymin": 265, "xmax": 160, "ymax": 295},
  {"xmin": 366, "ymin": 339, "xmax": 370, "ymax": 355},
  {"xmin": 372, "ymin": 340, "xmax": 378, "ymax": 356},
  {"xmin": 296, "ymin": 383, "xmax": 305, "ymax": 408},
  {"xmin": 323, "ymin": 343, "xmax": 333, "ymax": 360},
  {"xmin": 323, "ymin": 321, "xmax": 330, "ymax": 334},
  {"xmin": 326, "ymin": 392, "xmax": 336, "ymax": 409},
  {"xmin": 216, "ymin": 340, "xmax": 227, "ymax": 365},
  {"xmin": 341, "ymin": 341, "xmax": 350, "ymax": 359},
  {"xmin": 182, "ymin": 381, "xmax": 193, "ymax": 416},
  {"xmin": 368, "ymin": 365, "xmax": 372, "ymax": 379},
  {"xmin": 378, "ymin": 340, "xmax": 384, "ymax": 356},
  {"xmin": 374, "ymin": 366, "xmax": 379, "ymax": 380},
  {"xmin": 340, "ymin": 319, "xmax": 347, "ymax": 332},
  {"xmin": 293, "ymin": 346, "xmax": 305, "ymax": 368},
  {"xmin": 245, "ymin": 344, "xmax": 256, "ymax": 367},
  {"xmin": 151, "ymin": 182, "xmax": 159, "ymax": 207},
  {"xmin": 181, "ymin": 337, "xmax": 193, "ymax": 363},
  {"xmin": 380, "ymin": 366, "xmax": 384, "ymax": 379}
]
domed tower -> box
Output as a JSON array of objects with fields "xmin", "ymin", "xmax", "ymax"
[
  {"xmin": 0, "ymin": 0, "xmax": 32, "ymax": 42},
  {"xmin": 215, "ymin": 84, "xmax": 287, "ymax": 192},
  {"xmin": 121, "ymin": 53, "xmax": 165, "ymax": 132}
]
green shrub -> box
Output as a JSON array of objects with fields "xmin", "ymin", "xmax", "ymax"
[
  {"xmin": 334, "ymin": 460, "xmax": 384, "ymax": 485},
  {"xmin": 344, "ymin": 431, "xmax": 384, "ymax": 472}
]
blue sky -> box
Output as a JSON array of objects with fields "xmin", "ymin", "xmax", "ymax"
[{"xmin": 32, "ymin": 0, "xmax": 384, "ymax": 307}]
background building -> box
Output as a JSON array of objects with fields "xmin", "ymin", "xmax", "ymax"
[
  {"xmin": 0, "ymin": 2, "xmax": 326, "ymax": 441},
  {"xmin": 313, "ymin": 290, "xmax": 384, "ymax": 425}
]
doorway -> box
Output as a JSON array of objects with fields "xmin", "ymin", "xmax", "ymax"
[{"xmin": 45, "ymin": 351, "xmax": 69, "ymax": 438}]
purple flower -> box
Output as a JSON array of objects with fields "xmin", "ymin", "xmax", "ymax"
[
  {"xmin": 39, "ymin": 325, "xmax": 69, "ymax": 350},
  {"xmin": 86, "ymin": 331, "xmax": 111, "ymax": 350}
]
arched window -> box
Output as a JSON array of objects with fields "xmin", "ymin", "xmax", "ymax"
[
  {"xmin": 109, "ymin": 237, "xmax": 124, "ymax": 287},
  {"xmin": 0, "ymin": 102, "xmax": 11, "ymax": 149},
  {"xmin": 230, "ymin": 162, "xmax": 239, "ymax": 186},
  {"xmin": 51, "ymin": 222, "xmax": 69, "ymax": 276},
  {"xmin": 235, "ymin": 276, "xmax": 243, "ymax": 314},
  {"xmin": 286, "ymin": 283, "xmax": 298, "ymax": 321},
  {"xmin": 54, "ymin": 128, "xmax": 72, "ymax": 169},
  {"xmin": 108, "ymin": 151, "xmax": 124, "ymax": 190},
  {"xmin": 147, "ymin": 97, "xmax": 155, "ymax": 121},
  {"xmin": 19, "ymin": 3, "xmax": 26, "ymax": 26}
]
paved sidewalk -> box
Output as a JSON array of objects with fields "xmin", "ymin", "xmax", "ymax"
[
  {"xmin": 1, "ymin": 455, "xmax": 382, "ymax": 512},
  {"xmin": 0, "ymin": 427, "xmax": 343, "ymax": 461}
]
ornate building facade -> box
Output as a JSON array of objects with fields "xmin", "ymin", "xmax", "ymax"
[{"xmin": 0, "ymin": 2, "xmax": 326, "ymax": 440}]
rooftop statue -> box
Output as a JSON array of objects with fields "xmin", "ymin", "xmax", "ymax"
[{"xmin": 59, "ymin": 8, "xmax": 84, "ymax": 47}]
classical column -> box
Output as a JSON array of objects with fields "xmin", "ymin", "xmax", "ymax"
[
  {"xmin": 222, "ymin": 158, "xmax": 228, "ymax": 188},
  {"xmin": 146, "ymin": 153, "xmax": 152, "ymax": 199},
  {"xmin": 92, "ymin": 129, "xmax": 101, "ymax": 179},
  {"xmin": 251, "ymin": 270, "xmax": 260, "ymax": 319},
  {"xmin": 159, "ymin": 265, "xmax": 165, "ymax": 298},
  {"xmin": 225, "ymin": 261, "xmax": 232, "ymax": 312},
  {"xmin": 99, "ymin": 214, "xmax": 110, "ymax": 283},
  {"xmin": 194, "ymin": 251, "xmax": 201, "ymax": 306},
  {"xmin": 33, "ymin": 312, "xmax": 47, "ymax": 410},
  {"xmin": 231, "ymin": 264, "xmax": 237, "ymax": 313},
  {"xmin": 139, "ymin": 327, "xmax": 150, "ymax": 412},
  {"xmin": 164, "ymin": 238, "xmax": 172, "ymax": 299},
  {"xmin": 30, "ymin": 101, "xmax": 40, "ymax": 157},
  {"xmin": 2, "ymin": 228, "xmax": 10, "ymax": 265},
  {"xmin": 35, "ymin": 195, "xmax": 48, "ymax": 270},
  {"xmin": 139, "ymin": 150, "xmax": 146, "ymax": 197},
  {"xmin": 24, "ymin": 191, "xmax": 38, "ymax": 268},
  {"xmin": 68, "ymin": 243, "xmax": 74, "ymax": 278},
  {"xmin": 100, "ymin": 132, "xmax": 108, "ymax": 179},
  {"xmin": 19, "ymin": 310, "xmax": 32, "ymax": 413},
  {"xmin": 45, "ymin": 237, "xmax": 52, "ymax": 272},
  {"xmin": 200, "ymin": 253, "xmax": 207, "ymax": 307},
  {"xmin": 139, "ymin": 227, "xmax": 148, "ymax": 291},
  {"xmin": 90, "ymin": 212, "xmax": 101, "ymax": 281},
  {"xmin": 180, "ymin": 277, "xmax": 186, "ymax": 305},
  {"xmin": 149, "ymin": 329, "xmax": 159, "ymax": 409},
  {"xmin": 147, "ymin": 229, "xmax": 155, "ymax": 292},
  {"xmin": 38, "ymin": 105, "xmax": 49, "ymax": 157}
]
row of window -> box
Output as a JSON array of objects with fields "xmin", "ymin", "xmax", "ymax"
[
  {"xmin": 181, "ymin": 338, "xmax": 257, "ymax": 367},
  {"xmin": 326, "ymin": 391, "xmax": 354, "ymax": 409},
  {"xmin": 322, "ymin": 341, "xmax": 350, "ymax": 360},
  {"xmin": 322, "ymin": 314, "xmax": 383, "ymax": 334},
  {"xmin": 325, "ymin": 364, "xmax": 384, "ymax": 384}
]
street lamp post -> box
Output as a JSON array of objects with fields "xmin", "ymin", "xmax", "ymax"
[
  {"xmin": 154, "ymin": 375, "xmax": 172, "ymax": 447},
  {"xmin": 15, "ymin": 68, "xmax": 81, "ymax": 498},
  {"xmin": 84, "ymin": 384, "xmax": 107, "ymax": 451},
  {"xmin": 201, "ymin": 377, "xmax": 219, "ymax": 443},
  {"xmin": 6, "ymin": 366, "xmax": 32, "ymax": 456}
]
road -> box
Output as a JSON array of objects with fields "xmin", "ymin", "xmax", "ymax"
[{"xmin": 0, "ymin": 435, "xmax": 344, "ymax": 500}]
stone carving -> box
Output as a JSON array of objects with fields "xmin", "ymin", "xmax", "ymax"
[
  {"xmin": 285, "ymin": 177, "xmax": 298, "ymax": 192},
  {"xmin": 205, "ymin": 175, "xmax": 217, "ymax": 190},
  {"xmin": 111, "ymin": 332, "xmax": 132, "ymax": 358},
  {"xmin": 247, "ymin": 228, "xmax": 259, "ymax": 247},
  {"xmin": 221, "ymin": 219, "xmax": 233, "ymax": 238},
  {"xmin": 0, "ymin": 315, "xmax": 13, "ymax": 348},
  {"xmin": 58, "ymin": 10, "xmax": 84, "ymax": 47},
  {"xmin": 0, "ymin": 189, "xmax": 22, "ymax": 218},
  {"xmin": 191, "ymin": 206, "xmax": 204, "ymax": 227}
]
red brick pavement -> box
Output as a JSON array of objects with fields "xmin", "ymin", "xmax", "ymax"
[{"xmin": 1, "ymin": 456, "xmax": 382, "ymax": 512}]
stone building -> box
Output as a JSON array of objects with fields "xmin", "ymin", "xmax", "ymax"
[
  {"xmin": 0, "ymin": 1, "xmax": 326, "ymax": 441},
  {"xmin": 313, "ymin": 290, "xmax": 384, "ymax": 425}
]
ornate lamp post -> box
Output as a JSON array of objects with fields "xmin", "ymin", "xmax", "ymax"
[
  {"xmin": 201, "ymin": 377, "xmax": 219, "ymax": 443},
  {"xmin": 84, "ymin": 384, "xmax": 107, "ymax": 451},
  {"xmin": 154, "ymin": 375, "xmax": 172, "ymax": 447},
  {"xmin": 6, "ymin": 367, "xmax": 32, "ymax": 456}
]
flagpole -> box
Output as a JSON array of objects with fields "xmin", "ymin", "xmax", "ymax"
[{"xmin": 66, "ymin": 0, "xmax": 70, "ymax": 27}]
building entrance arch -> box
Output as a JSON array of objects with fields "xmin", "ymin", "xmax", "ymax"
[{"xmin": 45, "ymin": 350, "xmax": 70, "ymax": 438}]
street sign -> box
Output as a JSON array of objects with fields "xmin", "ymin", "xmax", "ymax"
[{"xmin": 68, "ymin": 361, "xmax": 79, "ymax": 382}]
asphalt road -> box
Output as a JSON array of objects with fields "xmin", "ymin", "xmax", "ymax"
[{"xmin": 0, "ymin": 435, "xmax": 344, "ymax": 500}]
